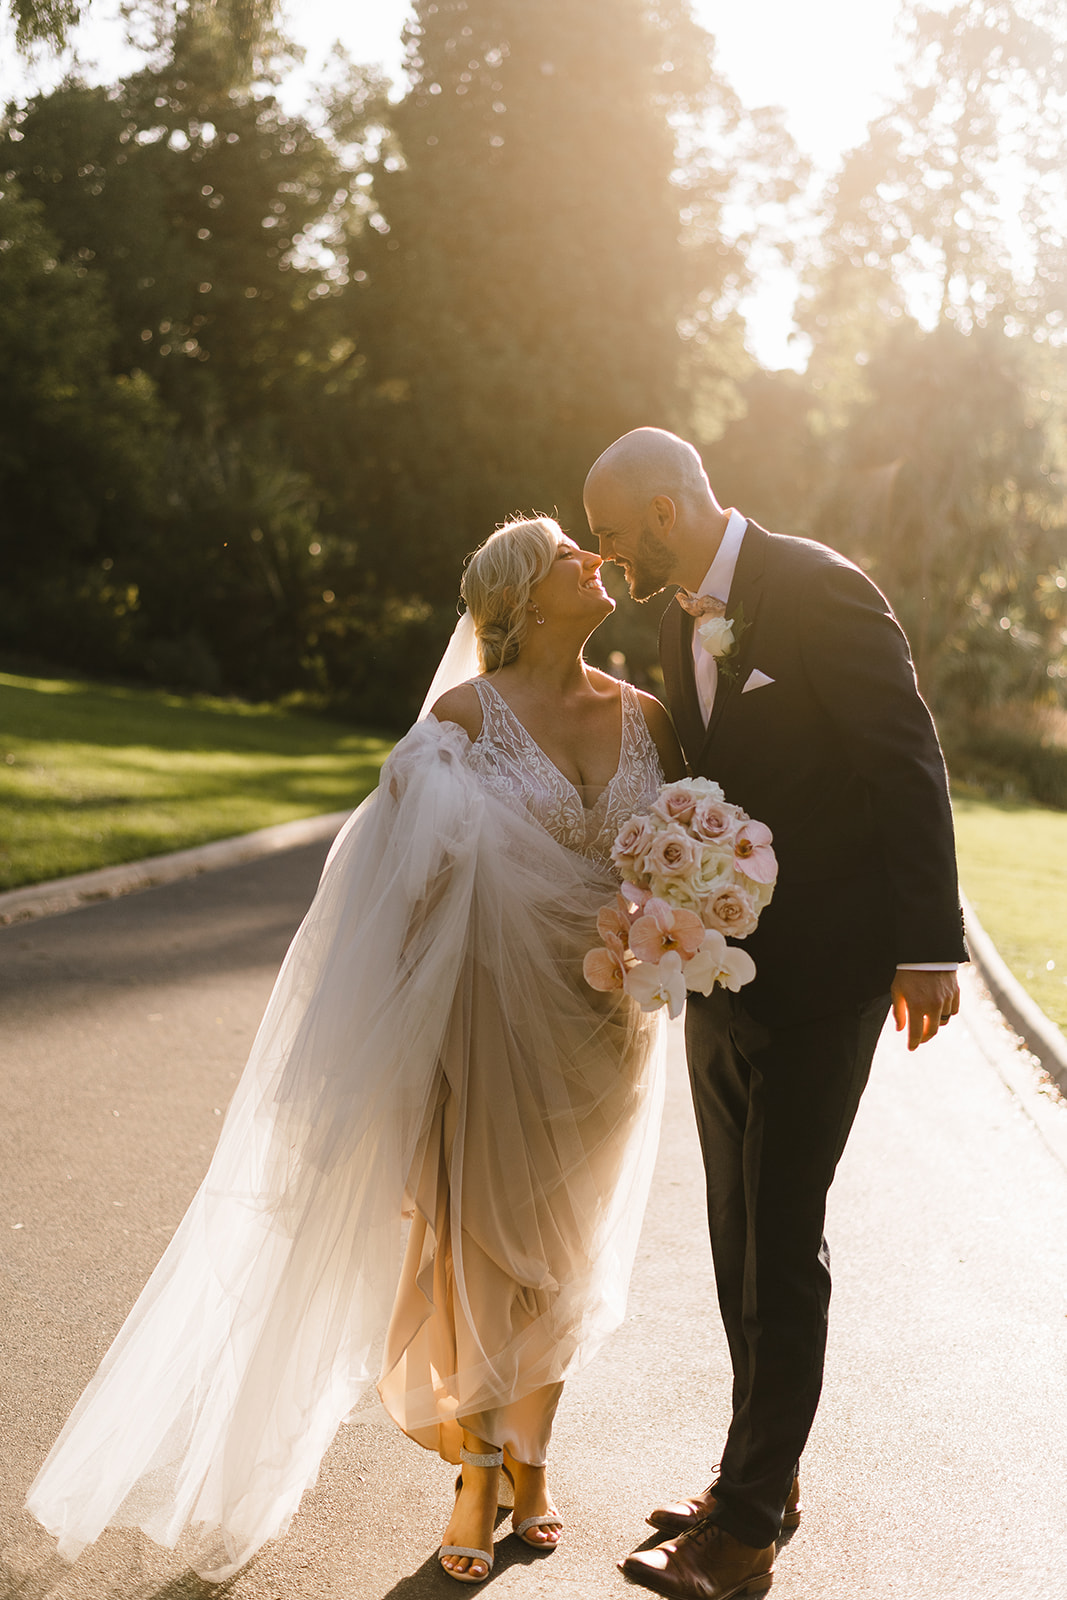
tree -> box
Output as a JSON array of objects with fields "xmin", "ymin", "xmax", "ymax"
[
  {"xmin": 317, "ymin": 0, "xmax": 802, "ymax": 708},
  {"xmin": 1, "ymin": 10, "xmax": 356, "ymax": 695},
  {"xmin": 0, "ymin": 180, "xmax": 167, "ymax": 669},
  {"xmin": 814, "ymin": 321, "xmax": 1065, "ymax": 703},
  {"xmin": 702, "ymin": 368, "xmax": 826, "ymax": 537},
  {"xmin": 4, "ymin": 0, "xmax": 276, "ymax": 56},
  {"xmin": 801, "ymin": 0, "xmax": 1067, "ymax": 348},
  {"xmin": 786, "ymin": 0, "xmax": 1067, "ymax": 724}
]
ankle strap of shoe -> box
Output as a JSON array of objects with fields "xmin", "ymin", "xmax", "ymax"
[{"xmin": 459, "ymin": 1446, "xmax": 504, "ymax": 1467}]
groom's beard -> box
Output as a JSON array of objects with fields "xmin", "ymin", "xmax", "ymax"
[{"xmin": 626, "ymin": 523, "xmax": 677, "ymax": 601}]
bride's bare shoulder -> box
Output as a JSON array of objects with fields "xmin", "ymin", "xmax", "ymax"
[{"xmin": 429, "ymin": 680, "xmax": 483, "ymax": 742}]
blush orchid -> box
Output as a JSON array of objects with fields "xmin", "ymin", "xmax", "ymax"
[
  {"xmin": 734, "ymin": 821, "xmax": 777, "ymax": 884},
  {"xmin": 583, "ymin": 946, "xmax": 628, "ymax": 992},
  {"xmin": 596, "ymin": 904, "xmax": 629, "ymax": 956},
  {"xmin": 620, "ymin": 882, "xmax": 651, "ymax": 913},
  {"xmin": 628, "ymin": 897, "xmax": 706, "ymax": 964}
]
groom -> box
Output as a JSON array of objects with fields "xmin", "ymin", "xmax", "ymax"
[{"xmin": 584, "ymin": 428, "xmax": 966, "ymax": 1600}]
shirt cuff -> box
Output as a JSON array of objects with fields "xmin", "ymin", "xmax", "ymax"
[{"xmin": 895, "ymin": 963, "xmax": 959, "ymax": 971}]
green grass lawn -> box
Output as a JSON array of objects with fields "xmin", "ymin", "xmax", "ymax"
[
  {"xmin": 952, "ymin": 792, "xmax": 1067, "ymax": 1034},
  {"xmin": 0, "ymin": 671, "xmax": 394, "ymax": 892}
]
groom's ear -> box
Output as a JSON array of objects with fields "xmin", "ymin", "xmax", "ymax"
[{"xmin": 649, "ymin": 495, "xmax": 677, "ymax": 537}]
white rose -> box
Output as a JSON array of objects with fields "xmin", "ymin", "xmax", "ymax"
[
  {"xmin": 747, "ymin": 873, "xmax": 776, "ymax": 913},
  {"xmin": 647, "ymin": 876, "xmax": 704, "ymax": 915},
  {"xmin": 696, "ymin": 615, "xmax": 735, "ymax": 657},
  {"xmin": 686, "ymin": 849, "xmax": 733, "ymax": 900},
  {"xmin": 688, "ymin": 777, "xmax": 726, "ymax": 801}
]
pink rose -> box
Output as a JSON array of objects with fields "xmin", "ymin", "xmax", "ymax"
[
  {"xmin": 702, "ymin": 883, "xmax": 759, "ymax": 939},
  {"xmin": 651, "ymin": 781, "xmax": 702, "ymax": 826},
  {"xmin": 643, "ymin": 825, "xmax": 703, "ymax": 880},
  {"xmin": 690, "ymin": 798, "xmax": 741, "ymax": 844},
  {"xmin": 611, "ymin": 814, "xmax": 657, "ymax": 874}
]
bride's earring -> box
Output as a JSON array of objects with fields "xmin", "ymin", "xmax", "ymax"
[{"xmin": 531, "ymin": 606, "xmax": 546, "ymax": 626}]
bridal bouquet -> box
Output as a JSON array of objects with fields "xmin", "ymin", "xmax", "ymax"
[{"xmin": 583, "ymin": 778, "xmax": 777, "ymax": 1018}]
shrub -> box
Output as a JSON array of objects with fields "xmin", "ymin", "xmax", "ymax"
[{"xmin": 942, "ymin": 705, "xmax": 1067, "ymax": 810}]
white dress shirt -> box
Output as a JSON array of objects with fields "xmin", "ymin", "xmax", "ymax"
[{"xmin": 689, "ymin": 509, "xmax": 747, "ymax": 725}]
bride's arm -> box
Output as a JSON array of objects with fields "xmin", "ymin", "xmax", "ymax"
[
  {"xmin": 637, "ymin": 690, "xmax": 686, "ymax": 782},
  {"xmin": 392, "ymin": 703, "xmax": 481, "ymax": 962},
  {"xmin": 386, "ymin": 683, "xmax": 483, "ymax": 804}
]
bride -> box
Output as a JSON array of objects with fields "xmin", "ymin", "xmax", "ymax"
[{"xmin": 26, "ymin": 516, "xmax": 685, "ymax": 1585}]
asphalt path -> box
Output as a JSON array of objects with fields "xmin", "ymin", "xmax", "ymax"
[{"xmin": 2, "ymin": 845, "xmax": 1066, "ymax": 1600}]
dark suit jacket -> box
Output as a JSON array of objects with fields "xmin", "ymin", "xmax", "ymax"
[{"xmin": 659, "ymin": 522, "xmax": 967, "ymax": 1026}]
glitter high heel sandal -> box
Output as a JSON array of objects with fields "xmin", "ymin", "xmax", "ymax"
[{"xmin": 439, "ymin": 1446, "xmax": 503, "ymax": 1584}]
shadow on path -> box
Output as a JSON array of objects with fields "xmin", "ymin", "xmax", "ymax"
[{"xmin": 0, "ymin": 842, "xmax": 330, "ymax": 1017}]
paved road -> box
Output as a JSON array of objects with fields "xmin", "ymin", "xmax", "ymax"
[{"xmin": 2, "ymin": 847, "xmax": 1066, "ymax": 1600}]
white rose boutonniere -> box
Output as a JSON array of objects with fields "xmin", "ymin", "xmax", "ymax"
[
  {"xmin": 696, "ymin": 602, "xmax": 748, "ymax": 683},
  {"xmin": 696, "ymin": 613, "xmax": 734, "ymax": 656}
]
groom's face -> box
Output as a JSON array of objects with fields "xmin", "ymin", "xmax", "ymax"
[{"xmin": 585, "ymin": 485, "xmax": 677, "ymax": 602}]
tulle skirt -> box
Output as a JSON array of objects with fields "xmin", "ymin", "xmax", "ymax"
[{"xmin": 26, "ymin": 717, "xmax": 665, "ymax": 1580}]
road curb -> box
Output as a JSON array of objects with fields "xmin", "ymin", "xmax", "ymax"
[
  {"xmin": 961, "ymin": 891, "xmax": 1067, "ymax": 1095},
  {"xmin": 0, "ymin": 811, "xmax": 351, "ymax": 928}
]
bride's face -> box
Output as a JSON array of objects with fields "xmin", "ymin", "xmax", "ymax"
[{"xmin": 529, "ymin": 540, "xmax": 615, "ymax": 625}]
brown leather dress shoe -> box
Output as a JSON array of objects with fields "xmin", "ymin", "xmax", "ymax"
[
  {"xmin": 647, "ymin": 1475, "xmax": 801, "ymax": 1536},
  {"xmin": 620, "ymin": 1522, "xmax": 775, "ymax": 1599}
]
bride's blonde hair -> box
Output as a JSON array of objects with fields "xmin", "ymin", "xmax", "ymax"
[{"xmin": 461, "ymin": 516, "xmax": 562, "ymax": 673}]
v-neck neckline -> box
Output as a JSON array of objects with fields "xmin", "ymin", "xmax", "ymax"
[{"xmin": 476, "ymin": 678, "xmax": 626, "ymax": 812}]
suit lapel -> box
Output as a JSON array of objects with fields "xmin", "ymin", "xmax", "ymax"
[
  {"xmin": 697, "ymin": 521, "xmax": 768, "ymax": 765},
  {"xmin": 659, "ymin": 596, "xmax": 706, "ymax": 765}
]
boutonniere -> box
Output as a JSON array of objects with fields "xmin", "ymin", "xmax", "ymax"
[{"xmin": 696, "ymin": 602, "xmax": 749, "ymax": 682}]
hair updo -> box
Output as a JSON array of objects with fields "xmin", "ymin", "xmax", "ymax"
[{"xmin": 460, "ymin": 516, "xmax": 562, "ymax": 673}]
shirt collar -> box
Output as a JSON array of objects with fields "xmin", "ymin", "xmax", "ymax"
[{"xmin": 694, "ymin": 509, "xmax": 746, "ymax": 604}]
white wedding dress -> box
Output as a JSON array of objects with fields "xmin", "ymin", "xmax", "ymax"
[{"xmin": 26, "ymin": 677, "xmax": 666, "ymax": 1581}]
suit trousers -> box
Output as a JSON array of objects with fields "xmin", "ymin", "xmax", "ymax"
[{"xmin": 684, "ymin": 985, "xmax": 891, "ymax": 1548}]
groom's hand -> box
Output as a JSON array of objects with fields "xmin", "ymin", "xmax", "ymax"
[{"xmin": 891, "ymin": 969, "xmax": 961, "ymax": 1051}]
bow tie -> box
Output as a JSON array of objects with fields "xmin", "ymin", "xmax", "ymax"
[{"xmin": 676, "ymin": 590, "xmax": 726, "ymax": 620}]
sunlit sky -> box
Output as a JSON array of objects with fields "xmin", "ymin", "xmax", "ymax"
[{"xmin": 1, "ymin": 0, "xmax": 917, "ymax": 368}]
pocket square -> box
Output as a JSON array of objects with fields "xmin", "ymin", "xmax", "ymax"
[{"xmin": 742, "ymin": 668, "xmax": 775, "ymax": 694}]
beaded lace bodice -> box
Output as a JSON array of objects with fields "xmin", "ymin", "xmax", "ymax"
[{"xmin": 467, "ymin": 678, "xmax": 664, "ymax": 870}]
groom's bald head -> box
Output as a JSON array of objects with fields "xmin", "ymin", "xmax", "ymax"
[
  {"xmin": 584, "ymin": 427, "xmax": 714, "ymax": 516},
  {"xmin": 584, "ymin": 427, "xmax": 726, "ymax": 600}
]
